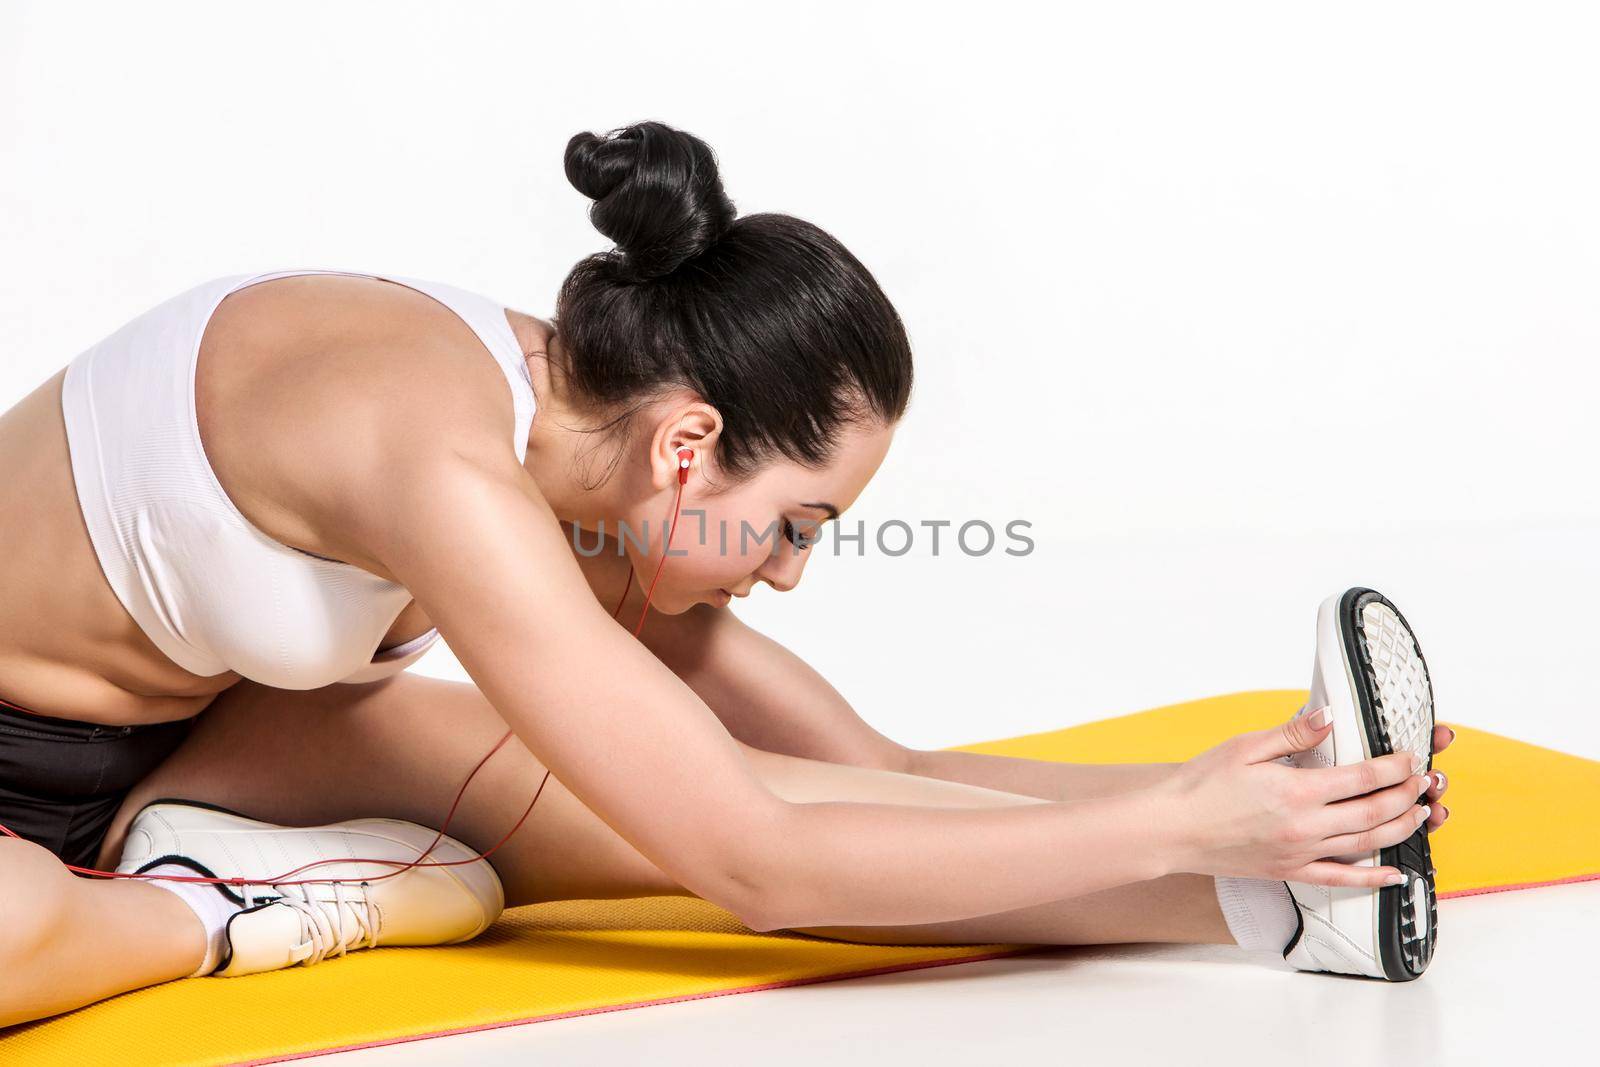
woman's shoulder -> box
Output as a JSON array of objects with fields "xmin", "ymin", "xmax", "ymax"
[{"xmin": 198, "ymin": 272, "xmax": 544, "ymax": 577}]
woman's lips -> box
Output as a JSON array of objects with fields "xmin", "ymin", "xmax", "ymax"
[{"xmin": 715, "ymin": 588, "xmax": 733, "ymax": 605}]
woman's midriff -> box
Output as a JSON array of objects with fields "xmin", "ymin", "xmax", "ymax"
[{"xmin": 0, "ymin": 367, "xmax": 235, "ymax": 727}]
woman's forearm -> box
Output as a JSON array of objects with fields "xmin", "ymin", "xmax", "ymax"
[
  {"xmin": 750, "ymin": 787, "xmax": 1181, "ymax": 931},
  {"xmin": 907, "ymin": 748, "xmax": 1180, "ymax": 803}
]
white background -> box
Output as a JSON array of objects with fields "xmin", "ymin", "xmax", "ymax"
[{"xmin": 3, "ymin": 1, "xmax": 1595, "ymax": 759}]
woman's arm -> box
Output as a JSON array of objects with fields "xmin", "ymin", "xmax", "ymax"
[
  {"xmin": 636, "ymin": 604, "xmax": 1178, "ymax": 801},
  {"xmin": 637, "ymin": 596, "xmax": 1454, "ymax": 829},
  {"xmin": 633, "ymin": 603, "xmax": 913, "ymax": 771},
  {"xmin": 907, "ymin": 750, "xmax": 1177, "ymax": 800},
  {"xmin": 364, "ymin": 448, "xmax": 1185, "ymax": 931}
]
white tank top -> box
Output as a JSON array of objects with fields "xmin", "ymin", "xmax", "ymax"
[{"xmin": 59, "ymin": 268, "xmax": 538, "ymax": 689}]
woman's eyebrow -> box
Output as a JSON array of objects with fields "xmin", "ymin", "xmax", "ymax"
[{"xmin": 800, "ymin": 501, "xmax": 840, "ymax": 521}]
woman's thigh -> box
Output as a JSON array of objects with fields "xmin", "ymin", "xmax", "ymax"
[{"xmin": 96, "ymin": 674, "xmax": 1039, "ymax": 906}]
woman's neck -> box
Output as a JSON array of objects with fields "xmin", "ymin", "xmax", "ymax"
[{"xmin": 510, "ymin": 319, "xmax": 634, "ymax": 530}]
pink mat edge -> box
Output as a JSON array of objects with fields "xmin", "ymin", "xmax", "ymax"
[{"xmin": 246, "ymin": 868, "xmax": 1600, "ymax": 1066}]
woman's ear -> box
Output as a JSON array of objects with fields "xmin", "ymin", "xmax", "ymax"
[{"xmin": 650, "ymin": 401, "xmax": 721, "ymax": 491}]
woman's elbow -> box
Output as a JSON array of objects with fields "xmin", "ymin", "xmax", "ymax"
[
  {"xmin": 721, "ymin": 882, "xmax": 792, "ymax": 934},
  {"xmin": 732, "ymin": 877, "xmax": 815, "ymax": 935},
  {"xmin": 692, "ymin": 806, "xmax": 805, "ymax": 934}
]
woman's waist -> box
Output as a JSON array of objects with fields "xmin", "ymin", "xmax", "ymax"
[
  {"xmin": 0, "ymin": 648, "xmax": 227, "ymax": 728},
  {"xmin": 0, "ymin": 689, "xmax": 200, "ymax": 804}
]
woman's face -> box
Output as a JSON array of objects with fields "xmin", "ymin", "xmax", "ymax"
[{"xmin": 621, "ymin": 419, "xmax": 895, "ymax": 614}]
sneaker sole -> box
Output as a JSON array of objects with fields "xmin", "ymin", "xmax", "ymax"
[{"xmin": 1333, "ymin": 588, "xmax": 1439, "ymax": 981}]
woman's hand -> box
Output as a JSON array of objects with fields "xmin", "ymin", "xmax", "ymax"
[
  {"xmin": 1422, "ymin": 722, "xmax": 1454, "ymax": 831},
  {"xmin": 1154, "ymin": 706, "xmax": 1438, "ymax": 887}
]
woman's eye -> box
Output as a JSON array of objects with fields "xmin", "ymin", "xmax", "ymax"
[{"xmin": 782, "ymin": 519, "xmax": 813, "ymax": 552}]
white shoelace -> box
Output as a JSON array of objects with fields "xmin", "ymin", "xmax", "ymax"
[{"xmin": 243, "ymin": 881, "xmax": 383, "ymax": 967}]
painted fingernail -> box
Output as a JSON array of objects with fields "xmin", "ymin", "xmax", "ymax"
[
  {"xmin": 1445, "ymin": 726, "xmax": 1457, "ymax": 743},
  {"xmin": 1434, "ymin": 771, "xmax": 1446, "ymax": 791},
  {"xmin": 1309, "ymin": 706, "xmax": 1330, "ymax": 728},
  {"xmin": 1417, "ymin": 805, "xmax": 1431, "ymax": 820},
  {"xmin": 1386, "ymin": 872, "xmax": 1407, "ymax": 885}
]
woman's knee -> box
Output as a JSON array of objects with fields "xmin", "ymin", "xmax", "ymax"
[{"xmin": 0, "ymin": 838, "xmax": 76, "ymax": 966}]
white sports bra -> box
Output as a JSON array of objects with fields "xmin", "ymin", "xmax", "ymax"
[{"xmin": 59, "ymin": 268, "xmax": 538, "ymax": 689}]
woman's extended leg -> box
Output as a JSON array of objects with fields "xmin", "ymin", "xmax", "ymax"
[
  {"xmin": 0, "ymin": 673, "xmax": 1231, "ymax": 1027},
  {"xmin": 735, "ymin": 750, "xmax": 1233, "ymax": 949}
]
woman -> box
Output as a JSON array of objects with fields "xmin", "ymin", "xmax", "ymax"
[{"xmin": 0, "ymin": 121, "xmax": 1452, "ymax": 1026}]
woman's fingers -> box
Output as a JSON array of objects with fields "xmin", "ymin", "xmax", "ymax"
[
  {"xmin": 1317, "ymin": 773, "xmax": 1433, "ymax": 839},
  {"xmin": 1419, "ymin": 768, "xmax": 1449, "ymax": 830},
  {"xmin": 1247, "ymin": 705, "xmax": 1333, "ymax": 764},
  {"xmin": 1426, "ymin": 722, "xmax": 1451, "ymax": 831},
  {"xmin": 1291, "ymin": 859, "xmax": 1410, "ymax": 889},
  {"xmin": 1306, "ymin": 750, "xmax": 1418, "ymax": 804},
  {"xmin": 1319, "ymin": 796, "xmax": 1432, "ymax": 857}
]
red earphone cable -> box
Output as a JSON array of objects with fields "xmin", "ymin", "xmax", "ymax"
[{"xmin": 0, "ymin": 453, "xmax": 695, "ymax": 893}]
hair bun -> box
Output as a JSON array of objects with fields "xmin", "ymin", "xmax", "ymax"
[{"xmin": 564, "ymin": 121, "xmax": 737, "ymax": 283}]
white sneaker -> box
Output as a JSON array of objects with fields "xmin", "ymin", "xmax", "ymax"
[
  {"xmin": 1279, "ymin": 587, "xmax": 1438, "ymax": 981},
  {"xmin": 118, "ymin": 799, "xmax": 506, "ymax": 977}
]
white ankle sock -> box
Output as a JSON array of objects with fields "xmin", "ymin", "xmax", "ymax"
[
  {"xmin": 143, "ymin": 863, "xmax": 245, "ymax": 977},
  {"xmin": 1214, "ymin": 876, "xmax": 1300, "ymax": 954}
]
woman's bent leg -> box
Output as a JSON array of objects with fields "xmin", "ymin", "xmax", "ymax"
[
  {"xmin": 100, "ymin": 675, "xmax": 1234, "ymax": 948},
  {"xmin": 96, "ymin": 676, "xmax": 697, "ymax": 905},
  {"xmin": 0, "ymin": 838, "xmax": 204, "ymax": 1028}
]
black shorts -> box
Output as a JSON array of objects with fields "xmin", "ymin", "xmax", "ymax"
[{"xmin": 0, "ymin": 695, "xmax": 195, "ymax": 868}]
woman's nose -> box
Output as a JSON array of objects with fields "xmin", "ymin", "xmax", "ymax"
[{"xmin": 757, "ymin": 543, "xmax": 809, "ymax": 592}]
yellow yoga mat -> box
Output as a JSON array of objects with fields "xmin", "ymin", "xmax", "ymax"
[{"xmin": 4, "ymin": 690, "xmax": 1596, "ymax": 1065}]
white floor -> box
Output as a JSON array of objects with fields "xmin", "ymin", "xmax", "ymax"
[
  {"xmin": 329, "ymin": 520, "xmax": 1595, "ymax": 1064},
  {"xmin": 331, "ymin": 880, "xmax": 1596, "ymax": 1066}
]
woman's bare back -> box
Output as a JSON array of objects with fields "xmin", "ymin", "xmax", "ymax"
[{"xmin": 0, "ymin": 274, "xmax": 560, "ymax": 727}]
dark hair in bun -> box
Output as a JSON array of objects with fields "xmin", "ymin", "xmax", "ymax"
[
  {"xmin": 563, "ymin": 121, "xmax": 735, "ymax": 283},
  {"xmin": 553, "ymin": 120, "xmax": 913, "ymax": 482}
]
